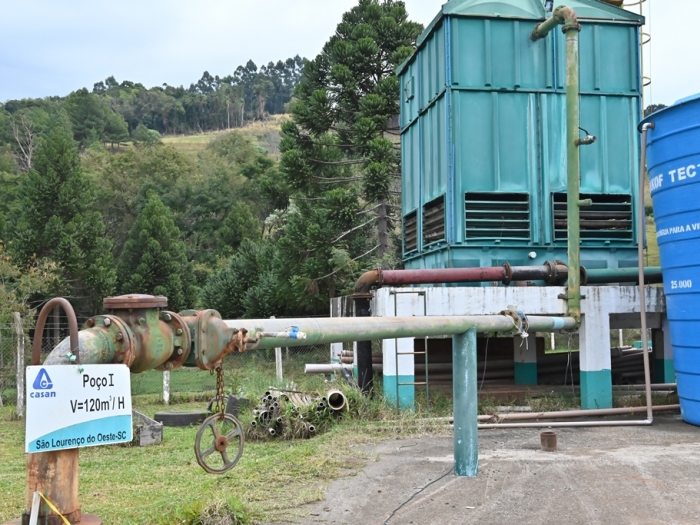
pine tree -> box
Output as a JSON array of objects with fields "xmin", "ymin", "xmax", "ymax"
[
  {"xmin": 7, "ymin": 111, "xmax": 116, "ymax": 314},
  {"xmin": 118, "ymin": 193, "xmax": 196, "ymax": 311},
  {"xmin": 278, "ymin": 0, "xmax": 422, "ymax": 300}
]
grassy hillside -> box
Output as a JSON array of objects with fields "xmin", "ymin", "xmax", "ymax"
[{"xmin": 162, "ymin": 114, "xmax": 287, "ymax": 158}]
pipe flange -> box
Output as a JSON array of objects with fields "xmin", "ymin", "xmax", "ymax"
[
  {"xmin": 195, "ymin": 309, "xmax": 225, "ymax": 370},
  {"xmin": 499, "ymin": 309, "xmax": 529, "ymax": 335},
  {"xmin": 82, "ymin": 314, "xmax": 135, "ymax": 367},
  {"xmin": 580, "ymin": 265, "xmax": 588, "ymax": 286},
  {"xmin": 103, "ymin": 293, "xmax": 168, "ymax": 310},
  {"xmin": 561, "ymin": 20, "xmax": 581, "ymax": 33},
  {"xmin": 502, "ymin": 262, "xmax": 514, "ymax": 286},
  {"xmin": 156, "ymin": 311, "xmax": 192, "ymax": 371}
]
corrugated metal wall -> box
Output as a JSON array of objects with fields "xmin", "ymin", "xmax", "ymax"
[{"xmin": 400, "ymin": 8, "xmax": 642, "ymax": 267}]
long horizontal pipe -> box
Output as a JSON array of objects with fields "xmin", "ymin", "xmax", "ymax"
[
  {"xmin": 225, "ymin": 315, "xmax": 577, "ymax": 350},
  {"xmin": 353, "ymin": 264, "xmax": 662, "ymax": 294}
]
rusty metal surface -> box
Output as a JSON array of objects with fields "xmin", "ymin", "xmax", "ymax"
[
  {"xmin": 540, "ymin": 431, "xmax": 558, "ymax": 452},
  {"xmin": 81, "ymin": 315, "xmax": 135, "ymax": 367},
  {"xmin": 32, "ymin": 298, "xmax": 79, "ymax": 365},
  {"xmin": 103, "ymin": 294, "xmax": 167, "ymax": 310},
  {"xmin": 155, "ymin": 311, "xmax": 191, "ymax": 370},
  {"xmin": 191, "ymin": 310, "xmax": 251, "ymax": 370},
  {"xmin": 26, "ymin": 449, "xmax": 79, "ymax": 522},
  {"xmin": 194, "ymin": 413, "xmax": 244, "ymax": 474}
]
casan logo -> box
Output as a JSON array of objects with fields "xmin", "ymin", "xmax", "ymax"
[{"xmin": 31, "ymin": 368, "xmax": 56, "ymax": 398}]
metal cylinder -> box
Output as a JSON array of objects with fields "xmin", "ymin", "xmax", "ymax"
[{"xmin": 540, "ymin": 431, "xmax": 558, "ymax": 451}]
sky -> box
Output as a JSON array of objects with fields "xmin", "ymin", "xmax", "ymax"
[{"xmin": 0, "ymin": 0, "xmax": 695, "ymax": 107}]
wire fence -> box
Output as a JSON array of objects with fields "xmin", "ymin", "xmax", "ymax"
[
  {"xmin": 0, "ymin": 322, "xmax": 22, "ymax": 408},
  {"xmin": 0, "ymin": 313, "xmax": 335, "ymax": 407}
]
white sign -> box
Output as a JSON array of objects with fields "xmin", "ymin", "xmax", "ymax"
[{"xmin": 25, "ymin": 364, "xmax": 132, "ymax": 453}]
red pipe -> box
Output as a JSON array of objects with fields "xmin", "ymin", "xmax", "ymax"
[{"xmin": 381, "ymin": 267, "xmax": 505, "ymax": 286}]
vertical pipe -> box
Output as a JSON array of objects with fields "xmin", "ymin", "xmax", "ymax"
[
  {"xmin": 275, "ymin": 347, "xmax": 283, "ymax": 382},
  {"xmin": 638, "ymin": 123, "xmax": 655, "ymax": 421},
  {"xmin": 163, "ymin": 370, "xmax": 170, "ymax": 405},
  {"xmin": 565, "ymin": 24, "xmax": 582, "ymax": 323},
  {"xmin": 452, "ymin": 328, "xmax": 478, "ymax": 477},
  {"xmin": 354, "ymin": 296, "xmax": 374, "ymax": 394}
]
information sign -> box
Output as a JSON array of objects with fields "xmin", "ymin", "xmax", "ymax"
[{"xmin": 25, "ymin": 364, "xmax": 132, "ymax": 453}]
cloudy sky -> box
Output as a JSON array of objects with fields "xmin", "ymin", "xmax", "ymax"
[{"xmin": 1, "ymin": 0, "xmax": 694, "ymax": 107}]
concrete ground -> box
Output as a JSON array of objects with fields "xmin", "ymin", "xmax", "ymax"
[{"xmin": 299, "ymin": 414, "xmax": 700, "ymax": 525}]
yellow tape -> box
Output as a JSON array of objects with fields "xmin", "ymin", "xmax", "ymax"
[{"xmin": 38, "ymin": 492, "xmax": 71, "ymax": 525}]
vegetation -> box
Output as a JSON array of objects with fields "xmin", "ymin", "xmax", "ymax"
[{"xmin": 0, "ymin": 0, "xmax": 427, "ymax": 321}]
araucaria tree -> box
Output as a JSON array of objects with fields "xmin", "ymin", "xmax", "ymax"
[
  {"xmin": 6, "ymin": 112, "xmax": 116, "ymax": 314},
  {"xmin": 279, "ymin": 0, "xmax": 422, "ymax": 300},
  {"xmin": 118, "ymin": 193, "xmax": 196, "ymax": 311}
]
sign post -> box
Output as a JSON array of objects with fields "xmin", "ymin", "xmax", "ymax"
[{"xmin": 26, "ymin": 364, "xmax": 132, "ymax": 453}]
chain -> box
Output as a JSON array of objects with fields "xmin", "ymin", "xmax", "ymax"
[{"xmin": 214, "ymin": 364, "xmax": 225, "ymax": 419}]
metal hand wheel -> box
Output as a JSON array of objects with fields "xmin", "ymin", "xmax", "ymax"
[{"xmin": 194, "ymin": 413, "xmax": 244, "ymax": 474}]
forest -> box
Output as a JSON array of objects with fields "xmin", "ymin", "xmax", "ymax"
[{"xmin": 0, "ymin": 0, "xmax": 424, "ymax": 324}]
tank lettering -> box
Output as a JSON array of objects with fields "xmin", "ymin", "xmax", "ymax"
[
  {"xmin": 653, "ymin": 164, "xmax": 699, "ymax": 189},
  {"xmin": 650, "ymin": 174, "xmax": 663, "ymax": 191},
  {"xmin": 671, "ymin": 280, "xmax": 692, "ymax": 290},
  {"xmin": 669, "ymin": 169, "xmax": 676, "ymax": 182},
  {"xmin": 678, "ymin": 166, "xmax": 687, "ymax": 180},
  {"xmin": 688, "ymin": 165, "xmax": 697, "ymax": 178}
]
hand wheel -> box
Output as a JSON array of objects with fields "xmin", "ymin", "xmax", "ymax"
[{"xmin": 194, "ymin": 413, "xmax": 244, "ymax": 474}]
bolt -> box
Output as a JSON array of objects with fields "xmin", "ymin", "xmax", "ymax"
[
  {"xmin": 139, "ymin": 317, "xmax": 145, "ymax": 324},
  {"xmin": 116, "ymin": 333, "xmax": 123, "ymax": 341},
  {"xmin": 176, "ymin": 328, "xmax": 183, "ymax": 335},
  {"xmin": 104, "ymin": 318, "xmax": 111, "ymax": 327},
  {"xmin": 116, "ymin": 355, "xmax": 123, "ymax": 363},
  {"xmin": 162, "ymin": 313, "xmax": 172, "ymax": 322},
  {"xmin": 86, "ymin": 319, "xmax": 95, "ymax": 327},
  {"xmin": 176, "ymin": 347, "xmax": 183, "ymax": 355},
  {"xmin": 165, "ymin": 362, "xmax": 174, "ymax": 370}
]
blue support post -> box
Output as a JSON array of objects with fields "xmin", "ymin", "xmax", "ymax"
[{"xmin": 452, "ymin": 328, "xmax": 478, "ymax": 477}]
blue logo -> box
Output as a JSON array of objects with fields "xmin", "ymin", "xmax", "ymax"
[{"xmin": 33, "ymin": 369, "xmax": 53, "ymax": 390}]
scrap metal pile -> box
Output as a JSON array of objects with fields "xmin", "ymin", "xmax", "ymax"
[{"xmin": 247, "ymin": 387, "xmax": 348, "ymax": 440}]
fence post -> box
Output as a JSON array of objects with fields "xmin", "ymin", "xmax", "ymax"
[
  {"xmin": 14, "ymin": 312, "xmax": 25, "ymax": 418},
  {"xmin": 275, "ymin": 347, "xmax": 283, "ymax": 382},
  {"xmin": 163, "ymin": 371, "xmax": 170, "ymax": 405}
]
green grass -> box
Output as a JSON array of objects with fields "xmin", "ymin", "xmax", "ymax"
[{"xmin": 0, "ymin": 378, "xmax": 449, "ymax": 524}]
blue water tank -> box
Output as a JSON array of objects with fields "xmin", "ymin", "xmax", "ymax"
[{"xmin": 642, "ymin": 94, "xmax": 700, "ymax": 426}]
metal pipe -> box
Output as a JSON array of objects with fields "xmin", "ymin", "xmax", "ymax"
[
  {"xmin": 477, "ymin": 404, "xmax": 678, "ymax": 422},
  {"xmin": 585, "ymin": 267, "xmax": 662, "ymax": 284},
  {"xmin": 353, "ymin": 263, "xmax": 568, "ymax": 294},
  {"xmin": 305, "ymin": 363, "xmax": 381, "ymax": 374},
  {"xmin": 638, "ymin": 122, "xmax": 656, "ymax": 423},
  {"xmin": 353, "ymin": 263, "xmax": 662, "ymax": 294},
  {"xmin": 564, "ymin": 9, "xmax": 582, "ymax": 325},
  {"xmin": 32, "ymin": 297, "xmax": 80, "ymax": 366},
  {"xmin": 453, "ymin": 328, "xmax": 478, "ymax": 476},
  {"xmin": 354, "ymin": 295, "xmax": 373, "ymax": 394},
  {"xmin": 226, "ymin": 314, "xmax": 577, "ymax": 350}
]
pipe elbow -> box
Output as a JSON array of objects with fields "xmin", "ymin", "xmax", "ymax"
[
  {"xmin": 354, "ymin": 268, "xmax": 381, "ymax": 295},
  {"xmin": 554, "ymin": 6, "xmax": 581, "ymax": 33}
]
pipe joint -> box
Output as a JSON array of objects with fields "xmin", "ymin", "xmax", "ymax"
[
  {"xmin": 531, "ymin": 5, "xmax": 579, "ymax": 40},
  {"xmin": 499, "ymin": 308, "xmax": 530, "ymax": 336},
  {"xmin": 556, "ymin": 6, "xmax": 581, "ymax": 33}
]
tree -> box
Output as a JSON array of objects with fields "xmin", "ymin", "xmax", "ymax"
[
  {"xmin": 5, "ymin": 111, "xmax": 116, "ymax": 314},
  {"xmin": 117, "ymin": 193, "xmax": 196, "ymax": 311},
  {"xmin": 132, "ymin": 123, "xmax": 161, "ymax": 146},
  {"xmin": 0, "ymin": 242, "xmax": 60, "ymax": 324},
  {"xmin": 278, "ymin": 0, "xmax": 422, "ymax": 301},
  {"xmin": 644, "ymin": 104, "xmax": 667, "ymax": 118}
]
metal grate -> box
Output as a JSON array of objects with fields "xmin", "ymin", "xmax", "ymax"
[
  {"xmin": 552, "ymin": 193, "xmax": 633, "ymax": 240},
  {"xmin": 465, "ymin": 192, "xmax": 530, "ymax": 240},
  {"xmin": 403, "ymin": 210, "xmax": 418, "ymax": 252},
  {"xmin": 423, "ymin": 196, "xmax": 445, "ymax": 245}
]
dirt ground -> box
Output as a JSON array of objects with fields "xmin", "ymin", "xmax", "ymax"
[{"xmin": 292, "ymin": 413, "xmax": 700, "ymax": 525}]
